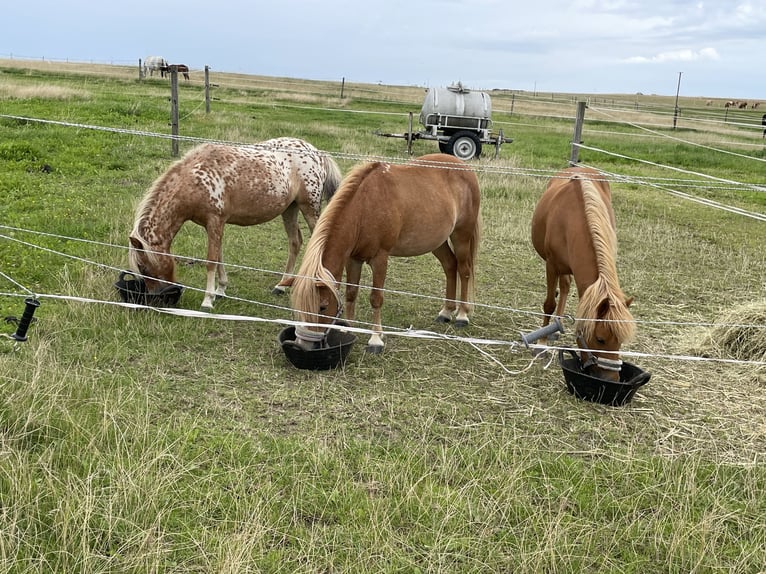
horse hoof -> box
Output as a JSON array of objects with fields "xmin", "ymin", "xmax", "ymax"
[
  {"xmin": 453, "ymin": 319, "xmax": 469, "ymax": 328},
  {"xmin": 200, "ymin": 304, "xmax": 214, "ymax": 313},
  {"xmin": 365, "ymin": 344, "xmax": 384, "ymax": 355},
  {"xmin": 434, "ymin": 315, "xmax": 451, "ymax": 324}
]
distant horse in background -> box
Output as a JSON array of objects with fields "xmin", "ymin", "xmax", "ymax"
[
  {"xmin": 143, "ymin": 56, "xmax": 168, "ymax": 77},
  {"xmin": 531, "ymin": 166, "xmax": 635, "ymax": 382},
  {"xmin": 129, "ymin": 137, "xmax": 342, "ymax": 310},
  {"xmin": 290, "ymin": 154, "xmax": 481, "ymax": 353},
  {"xmin": 160, "ymin": 64, "xmax": 190, "ymax": 80}
]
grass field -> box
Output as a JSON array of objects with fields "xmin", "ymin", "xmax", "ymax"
[{"xmin": 0, "ymin": 59, "xmax": 765, "ymax": 573}]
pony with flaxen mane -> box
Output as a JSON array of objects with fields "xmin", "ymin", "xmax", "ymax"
[
  {"xmin": 129, "ymin": 137, "xmax": 342, "ymax": 309},
  {"xmin": 531, "ymin": 166, "xmax": 635, "ymax": 381},
  {"xmin": 290, "ymin": 153, "xmax": 481, "ymax": 353}
]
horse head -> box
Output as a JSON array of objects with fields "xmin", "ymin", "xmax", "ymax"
[
  {"xmin": 290, "ymin": 268, "xmax": 343, "ymax": 350},
  {"xmin": 576, "ymin": 295, "xmax": 634, "ymax": 382},
  {"xmin": 128, "ymin": 235, "xmax": 177, "ymax": 294}
]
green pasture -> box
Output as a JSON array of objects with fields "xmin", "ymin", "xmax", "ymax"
[{"xmin": 0, "ymin": 60, "xmax": 764, "ymax": 573}]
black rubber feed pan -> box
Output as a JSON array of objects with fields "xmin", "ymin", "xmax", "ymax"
[
  {"xmin": 114, "ymin": 271, "xmax": 183, "ymax": 307},
  {"xmin": 558, "ymin": 349, "xmax": 651, "ymax": 407},
  {"xmin": 278, "ymin": 321, "xmax": 357, "ymax": 370}
]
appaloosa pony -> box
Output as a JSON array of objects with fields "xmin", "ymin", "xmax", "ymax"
[
  {"xmin": 129, "ymin": 137, "xmax": 342, "ymax": 310},
  {"xmin": 290, "ymin": 153, "xmax": 481, "ymax": 353},
  {"xmin": 531, "ymin": 166, "xmax": 635, "ymax": 381}
]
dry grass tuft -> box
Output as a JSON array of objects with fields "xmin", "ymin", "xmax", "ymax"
[
  {"xmin": 679, "ymin": 302, "xmax": 766, "ymax": 390},
  {"xmin": 0, "ymin": 80, "xmax": 90, "ymax": 100},
  {"xmin": 694, "ymin": 302, "xmax": 766, "ymax": 363}
]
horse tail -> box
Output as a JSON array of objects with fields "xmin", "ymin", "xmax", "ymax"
[{"xmin": 321, "ymin": 154, "xmax": 342, "ymax": 202}]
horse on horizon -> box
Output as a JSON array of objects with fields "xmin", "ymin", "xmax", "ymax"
[
  {"xmin": 129, "ymin": 137, "xmax": 342, "ymax": 310},
  {"xmin": 531, "ymin": 166, "xmax": 635, "ymax": 382},
  {"xmin": 143, "ymin": 56, "xmax": 168, "ymax": 78},
  {"xmin": 290, "ymin": 153, "xmax": 481, "ymax": 354},
  {"xmin": 160, "ymin": 64, "xmax": 190, "ymax": 80}
]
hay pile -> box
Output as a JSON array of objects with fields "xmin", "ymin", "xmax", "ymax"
[
  {"xmin": 680, "ymin": 302, "xmax": 766, "ymax": 385},
  {"xmin": 710, "ymin": 302, "xmax": 766, "ymax": 363}
]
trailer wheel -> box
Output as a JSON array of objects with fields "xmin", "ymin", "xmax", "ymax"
[{"xmin": 447, "ymin": 131, "xmax": 482, "ymax": 160}]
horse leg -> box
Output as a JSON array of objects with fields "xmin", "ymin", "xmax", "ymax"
[
  {"xmin": 273, "ymin": 204, "xmax": 302, "ymax": 295},
  {"xmin": 344, "ymin": 259, "xmax": 363, "ymax": 323},
  {"xmin": 201, "ymin": 221, "xmax": 225, "ymax": 310},
  {"xmin": 365, "ymin": 254, "xmax": 389, "ymax": 353},
  {"xmin": 539, "ymin": 262, "xmax": 560, "ymax": 342},
  {"xmin": 431, "ymin": 242, "xmax": 459, "ymax": 324},
  {"xmin": 216, "ymin": 245, "xmax": 229, "ymax": 299},
  {"xmin": 542, "ymin": 262, "xmax": 559, "ymax": 323},
  {"xmin": 554, "ymin": 274, "xmax": 571, "ymax": 318},
  {"xmin": 451, "ymin": 235, "xmax": 476, "ymax": 328}
]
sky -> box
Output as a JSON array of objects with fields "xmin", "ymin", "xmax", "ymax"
[{"xmin": 4, "ymin": 0, "xmax": 765, "ymax": 99}]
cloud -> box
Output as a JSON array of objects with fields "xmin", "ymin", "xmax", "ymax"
[{"xmin": 624, "ymin": 47, "xmax": 720, "ymax": 64}]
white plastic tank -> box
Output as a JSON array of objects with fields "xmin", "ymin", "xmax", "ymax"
[{"xmin": 419, "ymin": 82, "xmax": 492, "ymax": 127}]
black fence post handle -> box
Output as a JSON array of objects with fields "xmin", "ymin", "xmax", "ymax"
[{"xmin": 11, "ymin": 298, "xmax": 40, "ymax": 342}]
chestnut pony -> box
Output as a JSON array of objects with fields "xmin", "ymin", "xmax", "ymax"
[
  {"xmin": 531, "ymin": 166, "xmax": 635, "ymax": 381},
  {"xmin": 129, "ymin": 137, "xmax": 342, "ymax": 310},
  {"xmin": 290, "ymin": 154, "xmax": 481, "ymax": 353}
]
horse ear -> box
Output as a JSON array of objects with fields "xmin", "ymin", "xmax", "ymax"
[
  {"xmin": 625, "ymin": 296, "xmax": 634, "ymax": 308},
  {"xmin": 596, "ymin": 298, "xmax": 611, "ymax": 319},
  {"xmin": 129, "ymin": 235, "xmax": 144, "ymax": 250}
]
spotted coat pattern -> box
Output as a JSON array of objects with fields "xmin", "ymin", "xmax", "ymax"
[{"xmin": 129, "ymin": 137, "xmax": 342, "ymax": 309}]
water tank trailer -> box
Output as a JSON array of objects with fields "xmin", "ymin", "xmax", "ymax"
[{"xmin": 377, "ymin": 82, "xmax": 511, "ymax": 160}]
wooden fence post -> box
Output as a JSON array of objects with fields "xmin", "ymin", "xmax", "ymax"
[
  {"xmin": 205, "ymin": 66, "xmax": 211, "ymax": 113},
  {"xmin": 341, "ymin": 77, "xmax": 345, "ymax": 99},
  {"xmin": 138, "ymin": 58, "xmax": 144, "ymax": 80},
  {"xmin": 569, "ymin": 100, "xmax": 586, "ymax": 166},
  {"xmin": 169, "ymin": 66, "xmax": 179, "ymax": 157},
  {"xmin": 406, "ymin": 112, "xmax": 414, "ymax": 156}
]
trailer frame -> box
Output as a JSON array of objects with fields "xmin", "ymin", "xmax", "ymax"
[{"xmin": 376, "ymin": 111, "xmax": 512, "ymax": 160}]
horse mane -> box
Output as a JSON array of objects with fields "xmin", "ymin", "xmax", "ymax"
[
  {"xmin": 574, "ymin": 177, "xmax": 636, "ymax": 343},
  {"xmin": 128, "ymin": 156, "xmax": 187, "ymax": 274},
  {"xmin": 290, "ymin": 161, "xmax": 379, "ymax": 319}
]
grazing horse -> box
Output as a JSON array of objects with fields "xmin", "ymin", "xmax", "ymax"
[
  {"xmin": 161, "ymin": 64, "xmax": 190, "ymax": 80},
  {"xmin": 290, "ymin": 153, "xmax": 481, "ymax": 353},
  {"xmin": 143, "ymin": 56, "xmax": 168, "ymax": 77},
  {"xmin": 129, "ymin": 137, "xmax": 342, "ymax": 310},
  {"xmin": 531, "ymin": 166, "xmax": 635, "ymax": 382}
]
